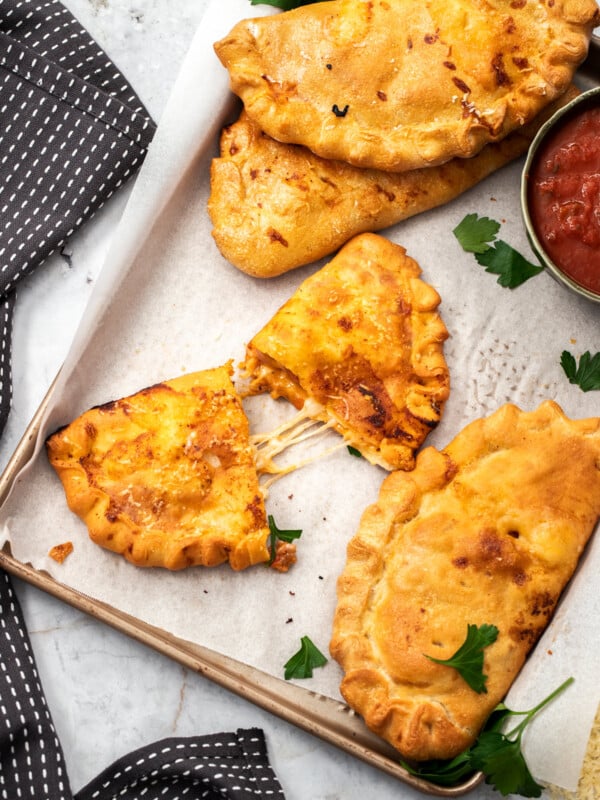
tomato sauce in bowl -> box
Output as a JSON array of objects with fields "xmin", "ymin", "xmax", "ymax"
[{"xmin": 522, "ymin": 87, "xmax": 600, "ymax": 302}]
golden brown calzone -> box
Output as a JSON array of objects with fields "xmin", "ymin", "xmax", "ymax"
[
  {"xmin": 241, "ymin": 233, "xmax": 449, "ymax": 471},
  {"xmin": 214, "ymin": 0, "xmax": 598, "ymax": 172},
  {"xmin": 46, "ymin": 364, "xmax": 271, "ymax": 571},
  {"xmin": 330, "ymin": 401, "xmax": 600, "ymax": 761},
  {"xmin": 208, "ymin": 88, "xmax": 580, "ymax": 278}
]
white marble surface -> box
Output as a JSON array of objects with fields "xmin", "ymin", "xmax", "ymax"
[{"xmin": 0, "ymin": 1, "xmax": 498, "ymax": 797}]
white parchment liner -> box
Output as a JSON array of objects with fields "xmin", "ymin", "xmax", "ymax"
[{"xmin": 1, "ymin": 0, "xmax": 598, "ymax": 793}]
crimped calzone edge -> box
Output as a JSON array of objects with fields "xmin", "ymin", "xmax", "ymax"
[
  {"xmin": 208, "ymin": 87, "xmax": 580, "ymax": 278},
  {"xmin": 46, "ymin": 364, "xmax": 272, "ymax": 571},
  {"xmin": 214, "ymin": 0, "xmax": 598, "ymax": 173},
  {"xmin": 330, "ymin": 401, "xmax": 600, "ymax": 761},
  {"xmin": 241, "ymin": 233, "xmax": 450, "ymax": 471}
]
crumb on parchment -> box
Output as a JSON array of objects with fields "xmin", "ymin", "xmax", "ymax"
[{"xmin": 48, "ymin": 541, "xmax": 73, "ymax": 564}]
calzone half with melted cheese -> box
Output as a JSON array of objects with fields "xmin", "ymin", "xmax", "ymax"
[
  {"xmin": 241, "ymin": 233, "xmax": 449, "ymax": 471},
  {"xmin": 46, "ymin": 364, "xmax": 272, "ymax": 571},
  {"xmin": 330, "ymin": 401, "xmax": 600, "ymax": 761},
  {"xmin": 214, "ymin": 0, "xmax": 598, "ymax": 172}
]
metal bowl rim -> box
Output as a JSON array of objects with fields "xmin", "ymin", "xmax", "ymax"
[{"xmin": 520, "ymin": 85, "xmax": 600, "ymax": 304}]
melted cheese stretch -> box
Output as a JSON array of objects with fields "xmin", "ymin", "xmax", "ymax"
[
  {"xmin": 251, "ymin": 400, "xmax": 344, "ymax": 493},
  {"xmin": 240, "ymin": 233, "xmax": 450, "ymax": 472}
]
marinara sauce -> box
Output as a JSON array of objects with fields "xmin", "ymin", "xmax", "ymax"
[{"xmin": 527, "ymin": 104, "xmax": 600, "ymax": 295}]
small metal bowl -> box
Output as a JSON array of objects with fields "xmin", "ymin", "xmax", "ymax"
[{"xmin": 521, "ymin": 85, "xmax": 600, "ymax": 304}]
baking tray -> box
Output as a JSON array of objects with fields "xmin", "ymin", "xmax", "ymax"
[
  {"xmin": 0, "ymin": 549, "xmax": 482, "ymax": 797},
  {"xmin": 0, "ymin": 11, "xmax": 598, "ymax": 796}
]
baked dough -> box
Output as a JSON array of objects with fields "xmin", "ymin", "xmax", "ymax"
[
  {"xmin": 214, "ymin": 0, "xmax": 598, "ymax": 172},
  {"xmin": 46, "ymin": 364, "xmax": 271, "ymax": 571},
  {"xmin": 209, "ymin": 88, "xmax": 580, "ymax": 278},
  {"xmin": 330, "ymin": 401, "xmax": 600, "ymax": 761},
  {"xmin": 241, "ymin": 233, "xmax": 449, "ymax": 471}
]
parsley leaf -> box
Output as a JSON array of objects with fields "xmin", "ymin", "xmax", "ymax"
[
  {"xmin": 347, "ymin": 445, "xmax": 363, "ymax": 458},
  {"xmin": 284, "ymin": 635, "xmax": 328, "ymax": 680},
  {"xmin": 250, "ymin": 0, "xmax": 326, "ymax": 8},
  {"xmin": 470, "ymin": 731, "xmax": 542, "ymax": 797},
  {"xmin": 267, "ymin": 515, "xmax": 302, "ymax": 564},
  {"xmin": 475, "ymin": 241, "xmax": 544, "ymax": 288},
  {"xmin": 453, "ymin": 213, "xmax": 501, "ymax": 254},
  {"xmin": 471, "ymin": 677, "xmax": 574, "ymax": 797},
  {"xmin": 453, "ymin": 213, "xmax": 543, "ymax": 288},
  {"xmin": 401, "ymin": 751, "xmax": 473, "ymax": 787},
  {"xmin": 401, "ymin": 677, "xmax": 574, "ymax": 798},
  {"xmin": 425, "ymin": 623, "xmax": 498, "ymax": 693},
  {"xmin": 561, "ymin": 350, "xmax": 600, "ymax": 392}
]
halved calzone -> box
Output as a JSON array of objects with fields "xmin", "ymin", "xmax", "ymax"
[
  {"xmin": 330, "ymin": 401, "xmax": 600, "ymax": 761},
  {"xmin": 208, "ymin": 88, "xmax": 580, "ymax": 278},
  {"xmin": 214, "ymin": 0, "xmax": 598, "ymax": 172},
  {"xmin": 46, "ymin": 364, "xmax": 271, "ymax": 571},
  {"xmin": 241, "ymin": 233, "xmax": 449, "ymax": 471}
]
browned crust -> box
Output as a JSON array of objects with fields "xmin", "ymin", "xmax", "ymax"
[
  {"xmin": 330, "ymin": 401, "xmax": 600, "ymax": 761},
  {"xmin": 214, "ymin": 0, "xmax": 598, "ymax": 173},
  {"xmin": 46, "ymin": 364, "xmax": 270, "ymax": 571},
  {"xmin": 241, "ymin": 233, "xmax": 450, "ymax": 471},
  {"xmin": 208, "ymin": 87, "xmax": 580, "ymax": 278}
]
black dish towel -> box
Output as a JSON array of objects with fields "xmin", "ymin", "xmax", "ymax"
[
  {"xmin": 0, "ymin": 3, "xmax": 287, "ymax": 797},
  {"xmin": 0, "ymin": 0, "xmax": 157, "ymax": 435},
  {"xmin": 0, "ymin": 571, "xmax": 286, "ymax": 798}
]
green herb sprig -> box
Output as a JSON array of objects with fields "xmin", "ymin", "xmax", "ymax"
[
  {"xmin": 284, "ymin": 635, "xmax": 328, "ymax": 679},
  {"xmin": 453, "ymin": 213, "xmax": 500, "ymax": 253},
  {"xmin": 267, "ymin": 515, "xmax": 302, "ymax": 565},
  {"xmin": 561, "ymin": 350, "xmax": 600, "ymax": 392},
  {"xmin": 425, "ymin": 623, "xmax": 499, "ymax": 693},
  {"xmin": 453, "ymin": 213, "xmax": 543, "ymax": 288},
  {"xmin": 403, "ymin": 677, "xmax": 574, "ymax": 797},
  {"xmin": 470, "ymin": 677, "xmax": 574, "ymax": 796}
]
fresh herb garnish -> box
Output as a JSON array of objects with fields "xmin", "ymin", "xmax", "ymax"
[
  {"xmin": 560, "ymin": 350, "xmax": 600, "ymax": 392},
  {"xmin": 284, "ymin": 635, "xmax": 328, "ymax": 679},
  {"xmin": 347, "ymin": 445, "xmax": 362, "ymax": 458},
  {"xmin": 471, "ymin": 678, "xmax": 574, "ymax": 796},
  {"xmin": 470, "ymin": 728, "xmax": 541, "ymax": 796},
  {"xmin": 402, "ymin": 677, "xmax": 574, "ymax": 798},
  {"xmin": 475, "ymin": 241, "xmax": 544, "ymax": 288},
  {"xmin": 267, "ymin": 514, "xmax": 302, "ymax": 565},
  {"xmin": 401, "ymin": 751, "xmax": 473, "ymax": 787},
  {"xmin": 250, "ymin": 0, "xmax": 327, "ymax": 8},
  {"xmin": 453, "ymin": 213, "xmax": 543, "ymax": 288},
  {"xmin": 425, "ymin": 623, "xmax": 498, "ymax": 693},
  {"xmin": 453, "ymin": 213, "xmax": 500, "ymax": 254}
]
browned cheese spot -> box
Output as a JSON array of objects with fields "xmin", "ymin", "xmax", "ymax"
[{"xmin": 267, "ymin": 228, "xmax": 289, "ymax": 247}]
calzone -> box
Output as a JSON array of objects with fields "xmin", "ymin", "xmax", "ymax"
[
  {"xmin": 241, "ymin": 233, "xmax": 449, "ymax": 471},
  {"xmin": 208, "ymin": 88, "xmax": 579, "ymax": 278},
  {"xmin": 46, "ymin": 365, "xmax": 272, "ymax": 571},
  {"xmin": 330, "ymin": 401, "xmax": 600, "ymax": 761},
  {"xmin": 214, "ymin": 0, "xmax": 598, "ymax": 172}
]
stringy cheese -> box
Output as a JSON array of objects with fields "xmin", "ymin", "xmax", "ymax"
[{"xmin": 250, "ymin": 399, "xmax": 345, "ymax": 493}]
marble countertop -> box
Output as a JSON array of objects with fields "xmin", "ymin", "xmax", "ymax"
[{"xmin": 0, "ymin": 1, "xmax": 460, "ymax": 796}]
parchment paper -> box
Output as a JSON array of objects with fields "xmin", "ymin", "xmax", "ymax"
[{"xmin": 1, "ymin": 0, "xmax": 598, "ymax": 793}]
